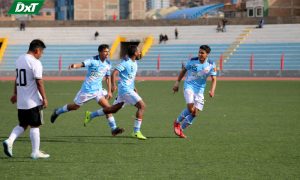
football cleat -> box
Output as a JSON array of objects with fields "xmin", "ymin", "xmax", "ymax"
[
  {"xmin": 31, "ymin": 151, "xmax": 50, "ymax": 159},
  {"xmin": 84, "ymin": 111, "xmax": 91, "ymax": 127},
  {"xmin": 178, "ymin": 131, "xmax": 187, "ymax": 138},
  {"xmin": 50, "ymin": 109, "xmax": 59, "ymax": 123},
  {"xmin": 3, "ymin": 140, "xmax": 13, "ymax": 157},
  {"xmin": 173, "ymin": 120, "xmax": 181, "ymax": 136},
  {"xmin": 173, "ymin": 120, "xmax": 187, "ymax": 138},
  {"xmin": 132, "ymin": 131, "xmax": 147, "ymax": 140},
  {"xmin": 111, "ymin": 127, "xmax": 125, "ymax": 136}
]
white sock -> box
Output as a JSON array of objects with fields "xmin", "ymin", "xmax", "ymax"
[
  {"xmin": 8, "ymin": 125, "xmax": 24, "ymax": 143},
  {"xmin": 107, "ymin": 116, "xmax": 117, "ymax": 130},
  {"xmin": 134, "ymin": 119, "xmax": 142, "ymax": 133},
  {"xmin": 30, "ymin": 128, "xmax": 40, "ymax": 154}
]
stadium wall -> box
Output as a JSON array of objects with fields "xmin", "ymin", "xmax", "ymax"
[{"xmin": 0, "ymin": 17, "xmax": 300, "ymax": 27}]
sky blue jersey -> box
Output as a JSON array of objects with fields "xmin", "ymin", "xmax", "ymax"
[
  {"xmin": 80, "ymin": 55, "xmax": 111, "ymax": 93},
  {"xmin": 115, "ymin": 57, "xmax": 137, "ymax": 95},
  {"xmin": 184, "ymin": 57, "xmax": 217, "ymax": 94}
]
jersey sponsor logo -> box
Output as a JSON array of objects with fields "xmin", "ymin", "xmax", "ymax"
[{"xmin": 8, "ymin": 0, "xmax": 44, "ymax": 15}]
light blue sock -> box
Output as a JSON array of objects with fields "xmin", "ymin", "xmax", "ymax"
[
  {"xmin": 56, "ymin": 105, "xmax": 68, "ymax": 115},
  {"xmin": 107, "ymin": 116, "xmax": 117, "ymax": 130},
  {"xmin": 134, "ymin": 119, "xmax": 142, "ymax": 133},
  {"xmin": 90, "ymin": 109, "xmax": 105, "ymax": 119},
  {"xmin": 176, "ymin": 108, "xmax": 190, "ymax": 123},
  {"xmin": 181, "ymin": 114, "xmax": 195, "ymax": 129}
]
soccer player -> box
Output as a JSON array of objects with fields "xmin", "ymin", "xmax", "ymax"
[
  {"xmin": 173, "ymin": 45, "xmax": 217, "ymax": 138},
  {"xmin": 50, "ymin": 44, "xmax": 124, "ymax": 136},
  {"xmin": 2, "ymin": 39, "xmax": 49, "ymax": 159},
  {"xmin": 84, "ymin": 45, "xmax": 147, "ymax": 140}
]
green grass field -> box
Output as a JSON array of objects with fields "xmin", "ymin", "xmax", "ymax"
[{"xmin": 0, "ymin": 80, "xmax": 300, "ymax": 179}]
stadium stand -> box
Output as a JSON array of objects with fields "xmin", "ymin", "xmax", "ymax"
[
  {"xmin": 224, "ymin": 24, "xmax": 300, "ymax": 70},
  {"xmin": 0, "ymin": 25, "xmax": 242, "ymax": 71},
  {"xmin": 0, "ymin": 24, "xmax": 300, "ymax": 74}
]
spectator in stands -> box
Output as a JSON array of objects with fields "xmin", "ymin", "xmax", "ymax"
[
  {"xmin": 159, "ymin": 34, "xmax": 163, "ymax": 44},
  {"xmin": 164, "ymin": 34, "xmax": 168, "ymax": 44},
  {"xmin": 20, "ymin": 21, "xmax": 25, "ymax": 31},
  {"xmin": 216, "ymin": 21, "xmax": 222, "ymax": 32},
  {"xmin": 222, "ymin": 18, "xmax": 228, "ymax": 32},
  {"xmin": 175, "ymin": 28, "xmax": 179, "ymax": 39},
  {"xmin": 94, "ymin": 31, "xmax": 99, "ymax": 40},
  {"xmin": 256, "ymin": 18, "xmax": 264, "ymax": 29}
]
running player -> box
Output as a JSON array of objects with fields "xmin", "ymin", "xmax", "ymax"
[
  {"xmin": 50, "ymin": 44, "xmax": 124, "ymax": 136},
  {"xmin": 84, "ymin": 45, "xmax": 147, "ymax": 140},
  {"xmin": 173, "ymin": 45, "xmax": 217, "ymax": 138}
]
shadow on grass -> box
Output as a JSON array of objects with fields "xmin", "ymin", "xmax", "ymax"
[{"xmin": 1, "ymin": 135, "xmax": 179, "ymax": 146}]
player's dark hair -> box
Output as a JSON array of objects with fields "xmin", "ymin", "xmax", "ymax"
[
  {"xmin": 29, "ymin": 39, "xmax": 46, "ymax": 51},
  {"xmin": 98, "ymin": 44, "xmax": 109, "ymax": 52},
  {"xmin": 127, "ymin": 45, "xmax": 138, "ymax": 57},
  {"xmin": 200, "ymin": 45, "xmax": 211, "ymax": 54}
]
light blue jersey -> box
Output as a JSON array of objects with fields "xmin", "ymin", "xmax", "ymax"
[
  {"xmin": 80, "ymin": 55, "xmax": 111, "ymax": 93},
  {"xmin": 115, "ymin": 57, "xmax": 137, "ymax": 95},
  {"xmin": 184, "ymin": 57, "xmax": 217, "ymax": 94}
]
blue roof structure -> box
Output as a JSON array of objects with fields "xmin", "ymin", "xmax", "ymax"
[{"xmin": 165, "ymin": 3, "xmax": 224, "ymax": 19}]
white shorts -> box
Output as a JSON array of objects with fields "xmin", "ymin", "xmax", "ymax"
[
  {"xmin": 113, "ymin": 91, "xmax": 142, "ymax": 106},
  {"xmin": 73, "ymin": 89, "xmax": 108, "ymax": 106},
  {"xmin": 184, "ymin": 89, "xmax": 205, "ymax": 111}
]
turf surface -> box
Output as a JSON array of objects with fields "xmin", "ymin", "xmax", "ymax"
[{"xmin": 0, "ymin": 80, "xmax": 299, "ymax": 179}]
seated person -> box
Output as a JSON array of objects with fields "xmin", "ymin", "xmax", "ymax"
[
  {"xmin": 256, "ymin": 19, "xmax": 264, "ymax": 28},
  {"xmin": 216, "ymin": 21, "xmax": 222, "ymax": 32}
]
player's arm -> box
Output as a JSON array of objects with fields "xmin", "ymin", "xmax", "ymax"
[
  {"xmin": 10, "ymin": 80, "xmax": 17, "ymax": 104},
  {"xmin": 68, "ymin": 63, "xmax": 84, "ymax": 69},
  {"xmin": 36, "ymin": 79, "xmax": 48, "ymax": 108},
  {"xmin": 105, "ymin": 75, "xmax": 112, "ymax": 100},
  {"xmin": 111, "ymin": 69, "xmax": 119, "ymax": 93},
  {"xmin": 173, "ymin": 68, "xmax": 187, "ymax": 93},
  {"xmin": 209, "ymin": 75, "xmax": 217, "ymax": 98}
]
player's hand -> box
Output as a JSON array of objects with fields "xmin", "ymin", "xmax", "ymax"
[
  {"xmin": 111, "ymin": 84, "xmax": 117, "ymax": 93},
  {"xmin": 10, "ymin": 95, "xmax": 17, "ymax": 104},
  {"xmin": 173, "ymin": 85, "xmax": 179, "ymax": 93},
  {"xmin": 209, "ymin": 91, "xmax": 214, "ymax": 98},
  {"xmin": 42, "ymin": 98, "xmax": 48, "ymax": 108},
  {"xmin": 106, "ymin": 92, "xmax": 113, "ymax": 100},
  {"xmin": 173, "ymin": 81, "xmax": 179, "ymax": 93}
]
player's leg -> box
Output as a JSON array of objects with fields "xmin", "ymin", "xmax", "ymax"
[
  {"xmin": 181, "ymin": 93, "xmax": 204, "ymax": 131},
  {"xmin": 86, "ymin": 94, "xmax": 124, "ymax": 122},
  {"xmin": 85, "ymin": 96, "xmax": 124, "ymax": 136},
  {"xmin": 3, "ymin": 110, "xmax": 28, "ymax": 157},
  {"xmin": 174, "ymin": 89, "xmax": 194, "ymax": 138},
  {"xmin": 29, "ymin": 106, "xmax": 49, "ymax": 159},
  {"xmin": 181, "ymin": 103, "xmax": 198, "ymax": 130},
  {"xmin": 51, "ymin": 90, "xmax": 91, "ymax": 123},
  {"xmin": 132, "ymin": 100, "xmax": 147, "ymax": 139},
  {"xmin": 129, "ymin": 92, "xmax": 146, "ymax": 140},
  {"xmin": 51, "ymin": 103, "xmax": 80, "ymax": 123},
  {"xmin": 99, "ymin": 98, "xmax": 124, "ymax": 136},
  {"xmin": 175, "ymin": 89, "xmax": 194, "ymax": 123},
  {"xmin": 175, "ymin": 108, "xmax": 191, "ymax": 124}
]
